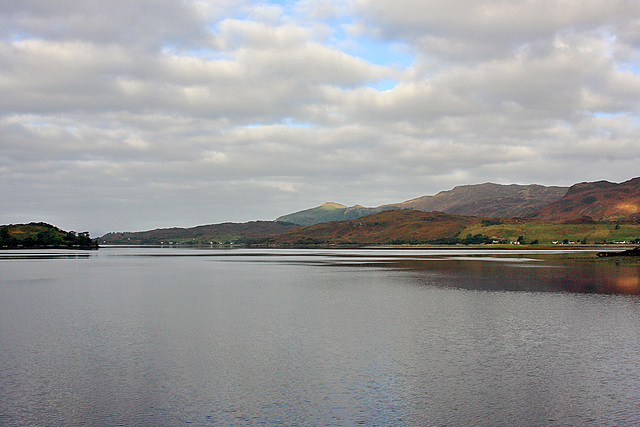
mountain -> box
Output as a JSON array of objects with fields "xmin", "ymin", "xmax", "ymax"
[
  {"xmin": 100, "ymin": 220, "xmax": 300, "ymax": 245},
  {"xmin": 277, "ymin": 183, "xmax": 568, "ymax": 226},
  {"xmin": 397, "ymin": 183, "xmax": 568, "ymax": 218},
  {"xmin": 533, "ymin": 177, "xmax": 640, "ymax": 223}
]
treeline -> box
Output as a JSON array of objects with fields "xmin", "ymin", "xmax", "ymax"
[
  {"xmin": 392, "ymin": 233, "xmax": 498, "ymax": 246},
  {"xmin": 0, "ymin": 223, "xmax": 97, "ymax": 249},
  {"xmin": 282, "ymin": 233, "xmax": 502, "ymax": 247}
]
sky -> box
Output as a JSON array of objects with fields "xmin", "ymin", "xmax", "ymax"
[{"xmin": 2, "ymin": 0, "xmax": 640, "ymax": 236}]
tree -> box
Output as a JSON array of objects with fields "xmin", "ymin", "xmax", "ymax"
[
  {"xmin": 77, "ymin": 232, "xmax": 94, "ymax": 247},
  {"xmin": 461, "ymin": 233, "xmax": 493, "ymax": 245}
]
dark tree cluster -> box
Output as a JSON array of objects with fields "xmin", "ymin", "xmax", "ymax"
[
  {"xmin": 0, "ymin": 227, "xmax": 16, "ymax": 247},
  {"xmin": 460, "ymin": 233, "xmax": 495, "ymax": 245}
]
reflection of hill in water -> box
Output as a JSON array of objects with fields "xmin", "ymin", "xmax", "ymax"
[{"xmin": 323, "ymin": 253, "xmax": 640, "ymax": 296}]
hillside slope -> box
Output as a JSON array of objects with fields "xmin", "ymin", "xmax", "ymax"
[
  {"xmin": 533, "ymin": 177, "xmax": 640, "ymax": 222},
  {"xmin": 274, "ymin": 210, "xmax": 482, "ymax": 245}
]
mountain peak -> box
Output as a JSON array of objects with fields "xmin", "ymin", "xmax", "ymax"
[{"xmin": 320, "ymin": 202, "xmax": 347, "ymax": 209}]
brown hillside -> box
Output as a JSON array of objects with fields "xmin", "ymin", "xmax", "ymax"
[
  {"xmin": 273, "ymin": 210, "xmax": 481, "ymax": 245},
  {"xmin": 533, "ymin": 177, "xmax": 640, "ymax": 223},
  {"xmin": 395, "ymin": 183, "xmax": 567, "ymax": 218}
]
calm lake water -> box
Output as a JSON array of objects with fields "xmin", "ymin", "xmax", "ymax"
[{"xmin": 1, "ymin": 247, "xmax": 640, "ymax": 426}]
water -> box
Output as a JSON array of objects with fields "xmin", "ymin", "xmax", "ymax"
[{"xmin": 1, "ymin": 247, "xmax": 639, "ymax": 426}]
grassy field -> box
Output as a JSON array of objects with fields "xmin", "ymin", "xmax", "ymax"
[{"xmin": 461, "ymin": 220, "xmax": 640, "ymax": 244}]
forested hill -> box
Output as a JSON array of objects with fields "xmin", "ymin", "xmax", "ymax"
[{"xmin": 0, "ymin": 223, "xmax": 97, "ymax": 249}]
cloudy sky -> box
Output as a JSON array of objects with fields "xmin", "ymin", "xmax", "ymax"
[{"xmin": 2, "ymin": 0, "xmax": 640, "ymax": 235}]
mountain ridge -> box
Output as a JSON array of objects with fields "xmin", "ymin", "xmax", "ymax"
[
  {"xmin": 277, "ymin": 182, "xmax": 569, "ymax": 226},
  {"xmin": 396, "ymin": 182, "xmax": 568, "ymax": 218}
]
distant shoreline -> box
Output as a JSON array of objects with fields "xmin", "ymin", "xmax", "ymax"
[{"xmin": 93, "ymin": 243, "xmax": 637, "ymax": 251}]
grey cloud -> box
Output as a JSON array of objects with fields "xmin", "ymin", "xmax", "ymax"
[
  {"xmin": 352, "ymin": 0, "xmax": 640, "ymax": 62},
  {"xmin": 1, "ymin": 0, "xmax": 210, "ymax": 49}
]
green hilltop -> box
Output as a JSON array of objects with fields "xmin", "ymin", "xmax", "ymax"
[
  {"xmin": 0, "ymin": 223, "xmax": 97, "ymax": 249},
  {"xmin": 275, "ymin": 202, "xmax": 398, "ymax": 226}
]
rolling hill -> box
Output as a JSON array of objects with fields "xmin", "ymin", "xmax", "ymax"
[{"xmin": 100, "ymin": 220, "xmax": 300, "ymax": 245}]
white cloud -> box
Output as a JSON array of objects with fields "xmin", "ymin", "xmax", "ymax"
[{"xmin": 1, "ymin": 0, "xmax": 639, "ymax": 234}]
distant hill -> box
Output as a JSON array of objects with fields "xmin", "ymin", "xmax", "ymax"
[
  {"xmin": 533, "ymin": 177, "xmax": 640, "ymax": 223},
  {"xmin": 277, "ymin": 183, "xmax": 568, "ymax": 226},
  {"xmin": 397, "ymin": 183, "xmax": 568, "ymax": 218},
  {"xmin": 271, "ymin": 210, "xmax": 640, "ymax": 246},
  {"xmin": 1, "ymin": 222, "xmax": 97, "ymax": 249},
  {"xmin": 100, "ymin": 220, "xmax": 300, "ymax": 245},
  {"xmin": 276, "ymin": 202, "xmax": 399, "ymax": 226}
]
